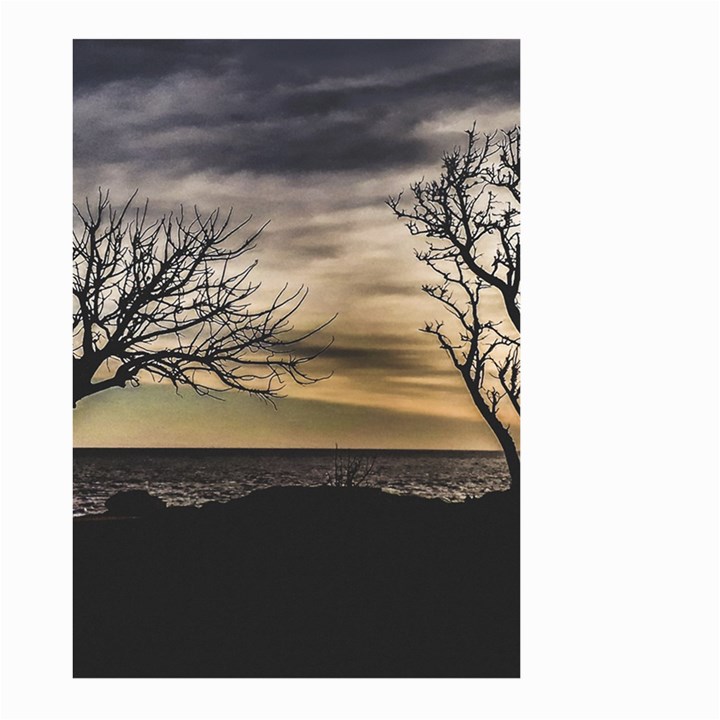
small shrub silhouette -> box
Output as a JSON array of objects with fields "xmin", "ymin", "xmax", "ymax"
[{"xmin": 326, "ymin": 444, "xmax": 377, "ymax": 488}]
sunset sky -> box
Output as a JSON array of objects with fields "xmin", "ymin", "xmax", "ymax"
[{"xmin": 73, "ymin": 39, "xmax": 520, "ymax": 449}]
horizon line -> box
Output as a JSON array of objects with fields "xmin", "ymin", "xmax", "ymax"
[{"xmin": 73, "ymin": 446, "xmax": 506, "ymax": 453}]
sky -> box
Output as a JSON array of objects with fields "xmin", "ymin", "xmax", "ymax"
[{"xmin": 73, "ymin": 39, "xmax": 520, "ymax": 449}]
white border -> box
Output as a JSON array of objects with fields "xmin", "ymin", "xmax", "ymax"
[{"xmin": 2, "ymin": 2, "xmax": 718, "ymax": 719}]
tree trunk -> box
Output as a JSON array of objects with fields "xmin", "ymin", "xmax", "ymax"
[
  {"xmin": 73, "ymin": 357, "xmax": 96, "ymax": 406},
  {"xmin": 496, "ymin": 426, "xmax": 520, "ymax": 496},
  {"xmin": 503, "ymin": 292, "xmax": 521, "ymax": 333},
  {"xmin": 73, "ymin": 355, "xmax": 126, "ymax": 406},
  {"xmin": 464, "ymin": 377, "xmax": 520, "ymax": 495}
]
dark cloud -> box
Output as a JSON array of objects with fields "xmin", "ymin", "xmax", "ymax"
[
  {"xmin": 277, "ymin": 241, "xmax": 344, "ymax": 261},
  {"xmin": 355, "ymin": 281, "xmax": 423, "ymax": 298},
  {"xmin": 177, "ymin": 121, "xmax": 431, "ymax": 174},
  {"xmin": 276, "ymin": 59, "xmax": 518, "ymax": 121},
  {"xmin": 73, "ymin": 40, "xmax": 237, "ymax": 92},
  {"xmin": 74, "ymin": 39, "xmax": 519, "ymax": 177},
  {"xmin": 74, "ymin": 39, "xmax": 517, "ymax": 93},
  {"xmin": 302, "ymin": 341, "xmax": 454, "ymax": 377}
]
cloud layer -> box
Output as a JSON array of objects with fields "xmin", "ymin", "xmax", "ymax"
[{"xmin": 75, "ymin": 40, "xmax": 518, "ymax": 177}]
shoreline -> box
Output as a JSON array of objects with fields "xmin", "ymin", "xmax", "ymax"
[{"xmin": 73, "ymin": 482, "xmax": 507, "ymax": 518}]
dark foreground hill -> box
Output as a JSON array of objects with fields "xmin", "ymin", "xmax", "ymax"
[{"xmin": 74, "ymin": 485, "xmax": 519, "ymax": 678}]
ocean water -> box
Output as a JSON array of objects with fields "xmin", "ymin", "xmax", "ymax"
[{"xmin": 73, "ymin": 448, "xmax": 511, "ymax": 516}]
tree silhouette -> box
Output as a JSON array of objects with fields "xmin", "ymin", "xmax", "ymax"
[
  {"xmin": 388, "ymin": 126, "xmax": 520, "ymax": 490},
  {"xmin": 73, "ymin": 190, "xmax": 332, "ymax": 407}
]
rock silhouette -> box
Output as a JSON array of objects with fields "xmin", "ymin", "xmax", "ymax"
[
  {"xmin": 105, "ymin": 490, "xmax": 166, "ymax": 516},
  {"xmin": 75, "ymin": 485, "xmax": 519, "ymax": 677}
]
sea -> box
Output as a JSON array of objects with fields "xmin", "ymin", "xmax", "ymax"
[{"xmin": 73, "ymin": 448, "xmax": 511, "ymax": 516}]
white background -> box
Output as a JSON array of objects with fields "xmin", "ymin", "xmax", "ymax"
[{"xmin": 1, "ymin": 1, "xmax": 718, "ymax": 718}]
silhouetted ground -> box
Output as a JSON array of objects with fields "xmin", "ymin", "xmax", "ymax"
[{"xmin": 74, "ymin": 485, "xmax": 519, "ymax": 678}]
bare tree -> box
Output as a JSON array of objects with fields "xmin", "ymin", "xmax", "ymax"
[
  {"xmin": 73, "ymin": 189, "xmax": 333, "ymax": 407},
  {"xmin": 388, "ymin": 126, "xmax": 520, "ymax": 490}
]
